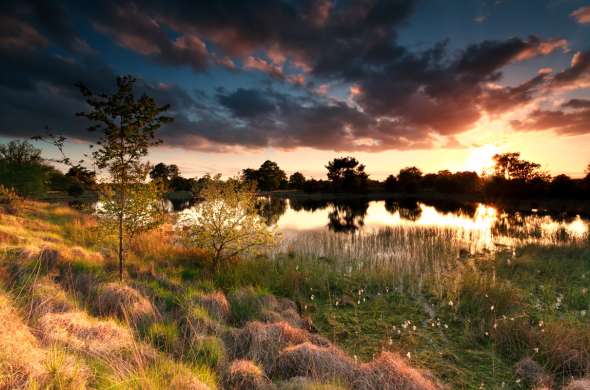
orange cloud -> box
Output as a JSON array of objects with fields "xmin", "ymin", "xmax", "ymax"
[{"xmin": 571, "ymin": 6, "xmax": 590, "ymax": 24}]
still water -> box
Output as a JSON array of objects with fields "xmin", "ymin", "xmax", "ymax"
[{"xmin": 256, "ymin": 197, "xmax": 589, "ymax": 250}]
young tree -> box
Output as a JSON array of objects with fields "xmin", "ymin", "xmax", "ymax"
[
  {"xmin": 77, "ymin": 75, "xmax": 173, "ymax": 280},
  {"xmin": 177, "ymin": 176, "xmax": 277, "ymax": 270}
]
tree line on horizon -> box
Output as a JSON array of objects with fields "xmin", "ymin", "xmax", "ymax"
[
  {"xmin": 2, "ymin": 140, "xmax": 590, "ymax": 202},
  {"xmin": 234, "ymin": 154, "xmax": 590, "ymax": 200}
]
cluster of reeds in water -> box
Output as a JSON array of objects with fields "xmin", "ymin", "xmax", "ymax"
[{"xmin": 273, "ymin": 218, "xmax": 589, "ymax": 293}]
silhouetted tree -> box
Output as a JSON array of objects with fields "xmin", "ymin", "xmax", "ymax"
[
  {"xmin": 549, "ymin": 174, "xmax": 576, "ymax": 198},
  {"xmin": 493, "ymin": 152, "xmax": 545, "ymax": 181},
  {"xmin": 384, "ymin": 174, "xmax": 397, "ymax": 192},
  {"xmin": 288, "ymin": 172, "xmax": 306, "ymax": 189},
  {"xmin": 397, "ymin": 167, "xmax": 422, "ymax": 193},
  {"xmin": 325, "ymin": 157, "xmax": 368, "ymax": 192},
  {"xmin": 242, "ymin": 161, "xmax": 287, "ymax": 191}
]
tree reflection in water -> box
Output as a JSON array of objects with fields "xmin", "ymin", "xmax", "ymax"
[
  {"xmin": 256, "ymin": 196, "xmax": 287, "ymax": 226},
  {"xmin": 327, "ymin": 199, "xmax": 369, "ymax": 233}
]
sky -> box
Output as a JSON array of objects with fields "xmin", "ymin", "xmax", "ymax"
[{"xmin": 1, "ymin": 0, "xmax": 590, "ymax": 179}]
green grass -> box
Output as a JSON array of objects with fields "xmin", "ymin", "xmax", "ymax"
[
  {"xmin": 2, "ymin": 200, "xmax": 589, "ymax": 389},
  {"xmin": 201, "ymin": 244, "xmax": 590, "ymax": 389}
]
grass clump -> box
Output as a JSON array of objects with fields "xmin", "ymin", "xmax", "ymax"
[
  {"xmin": 274, "ymin": 342, "xmax": 355, "ymax": 383},
  {"xmin": 186, "ymin": 335, "xmax": 227, "ymax": 370},
  {"xmin": 355, "ymin": 351, "xmax": 439, "ymax": 390},
  {"xmin": 36, "ymin": 310, "xmax": 146, "ymax": 362},
  {"xmin": 227, "ymin": 321, "xmax": 330, "ymax": 372},
  {"xmin": 147, "ymin": 321, "xmax": 180, "ymax": 352},
  {"xmin": 223, "ymin": 359, "xmax": 272, "ymax": 390},
  {"xmin": 96, "ymin": 281, "xmax": 157, "ymax": 324},
  {"xmin": 0, "ymin": 291, "xmax": 47, "ymax": 389}
]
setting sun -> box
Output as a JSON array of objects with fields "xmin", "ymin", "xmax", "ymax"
[{"xmin": 464, "ymin": 145, "xmax": 499, "ymax": 174}]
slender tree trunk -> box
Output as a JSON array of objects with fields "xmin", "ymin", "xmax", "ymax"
[
  {"xmin": 118, "ymin": 125, "xmax": 126, "ymax": 282},
  {"xmin": 118, "ymin": 211, "xmax": 123, "ymax": 281}
]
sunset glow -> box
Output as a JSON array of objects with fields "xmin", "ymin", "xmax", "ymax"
[
  {"xmin": 1, "ymin": 0, "xmax": 590, "ymax": 177},
  {"xmin": 463, "ymin": 145, "xmax": 500, "ymax": 174}
]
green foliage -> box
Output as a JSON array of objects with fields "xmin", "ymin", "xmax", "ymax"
[
  {"xmin": 97, "ymin": 182, "xmax": 165, "ymax": 240},
  {"xmin": 76, "ymin": 75, "xmax": 173, "ymax": 280},
  {"xmin": 186, "ymin": 336, "xmax": 226, "ymax": 369},
  {"xmin": 0, "ymin": 140, "xmax": 54, "ymax": 197},
  {"xmin": 147, "ymin": 321, "xmax": 180, "ymax": 352},
  {"xmin": 177, "ymin": 177, "xmax": 277, "ymax": 269}
]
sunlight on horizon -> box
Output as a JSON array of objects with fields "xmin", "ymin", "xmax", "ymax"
[{"xmin": 463, "ymin": 144, "xmax": 499, "ymax": 174}]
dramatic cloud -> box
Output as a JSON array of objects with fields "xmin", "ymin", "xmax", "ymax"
[
  {"xmin": 551, "ymin": 50, "xmax": 590, "ymax": 89},
  {"xmin": 0, "ymin": 0, "xmax": 588, "ymax": 152},
  {"xmin": 511, "ymin": 103, "xmax": 590, "ymax": 135}
]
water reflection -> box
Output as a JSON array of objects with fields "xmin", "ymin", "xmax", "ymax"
[{"xmin": 272, "ymin": 198, "xmax": 589, "ymax": 248}]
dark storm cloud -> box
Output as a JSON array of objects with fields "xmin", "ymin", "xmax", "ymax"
[
  {"xmin": 0, "ymin": 0, "xmax": 582, "ymax": 152},
  {"xmin": 217, "ymin": 89, "xmax": 276, "ymax": 118}
]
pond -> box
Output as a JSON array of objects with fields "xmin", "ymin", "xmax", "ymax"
[
  {"xmin": 257, "ymin": 197, "xmax": 588, "ymax": 245},
  {"xmin": 252, "ymin": 197, "xmax": 590, "ymax": 290}
]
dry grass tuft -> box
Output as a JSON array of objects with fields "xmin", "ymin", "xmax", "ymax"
[
  {"xmin": 197, "ymin": 291, "xmax": 230, "ymax": 321},
  {"xmin": 227, "ymin": 321, "xmax": 331, "ymax": 372},
  {"xmin": 274, "ymin": 342, "xmax": 356, "ymax": 382},
  {"xmin": 96, "ymin": 282, "xmax": 156, "ymax": 324},
  {"xmin": 36, "ymin": 310, "xmax": 141, "ymax": 359},
  {"xmin": 564, "ymin": 378, "xmax": 590, "ymax": 390},
  {"xmin": 27, "ymin": 278, "xmax": 77, "ymax": 321},
  {"xmin": 223, "ymin": 359, "xmax": 273, "ymax": 390},
  {"xmin": 280, "ymin": 377, "xmax": 348, "ymax": 390},
  {"xmin": 0, "ymin": 292, "xmax": 47, "ymax": 389},
  {"xmin": 43, "ymin": 348, "xmax": 90, "ymax": 390},
  {"xmin": 355, "ymin": 351, "xmax": 439, "ymax": 390},
  {"xmin": 514, "ymin": 357, "xmax": 552, "ymax": 389}
]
